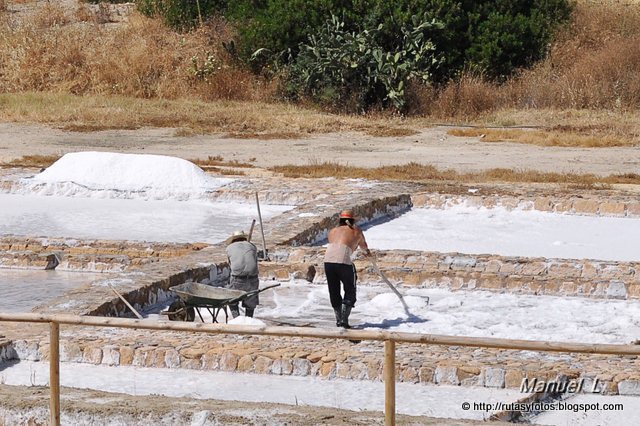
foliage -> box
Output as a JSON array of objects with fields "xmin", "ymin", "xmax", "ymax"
[
  {"xmin": 137, "ymin": 0, "xmax": 227, "ymax": 30},
  {"xmin": 288, "ymin": 14, "xmax": 442, "ymax": 111},
  {"xmin": 229, "ymin": 0, "xmax": 572, "ymax": 81}
]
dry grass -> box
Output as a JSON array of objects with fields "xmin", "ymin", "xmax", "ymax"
[
  {"xmin": 270, "ymin": 161, "xmax": 640, "ymax": 187},
  {"xmin": 222, "ymin": 132, "xmax": 302, "ymax": 140},
  {"xmin": 447, "ymin": 127, "xmax": 636, "ymax": 148},
  {"xmin": 0, "ymin": 5, "xmax": 273, "ymax": 101},
  {"xmin": 0, "ymin": 1, "xmax": 640, "ymax": 148},
  {"xmin": 1, "ymin": 154, "xmax": 60, "ymax": 168},
  {"xmin": 191, "ymin": 155, "xmax": 255, "ymax": 168},
  {"xmin": 0, "ymin": 91, "xmax": 420, "ymax": 136}
]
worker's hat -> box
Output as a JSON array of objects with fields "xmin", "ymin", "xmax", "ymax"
[
  {"xmin": 226, "ymin": 230, "xmax": 247, "ymax": 244},
  {"xmin": 339, "ymin": 209, "xmax": 355, "ymax": 220}
]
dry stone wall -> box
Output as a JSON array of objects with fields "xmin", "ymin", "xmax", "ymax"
[
  {"xmin": 412, "ymin": 193, "xmax": 640, "ymax": 217},
  {"xmin": 268, "ymin": 247, "xmax": 640, "ymax": 300},
  {"xmin": 5, "ymin": 331, "xmax": 640, "ymax": 396}
]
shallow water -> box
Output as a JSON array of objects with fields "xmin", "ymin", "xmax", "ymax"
[{"xmin": 0, "ymin": 269, "xmax": 101, "ymax": 313}]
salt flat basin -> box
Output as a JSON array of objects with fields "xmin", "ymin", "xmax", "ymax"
[
  {"xmin": 0, "ymin": 193, "xmax": 292, "ymax": 243},
  {"xmin": 0, "ymin": 269, "xmax": 101, "ymax": 313},
  {"xmin": 364, "ymin": 205, "xmax": 640, "ymax": 261},
  {"xmin": 170, "ymin": 281, "xmax": 640, "ymax": 344}
]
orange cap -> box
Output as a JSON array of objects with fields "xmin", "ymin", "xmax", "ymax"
[{"xmin": 339, "ymin": 210, "xmax": 355, "ymax": 219}]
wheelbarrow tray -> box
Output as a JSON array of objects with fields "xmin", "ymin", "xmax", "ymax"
[{"xmin": 171, "ymin": 282, "xmax": 247, "ymax": 308}]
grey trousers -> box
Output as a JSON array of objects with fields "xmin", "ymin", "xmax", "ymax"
[{"xmin": 228, "ymin": 275, "xmax": 260, "ymax": 309}]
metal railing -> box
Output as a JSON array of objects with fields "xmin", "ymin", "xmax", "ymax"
[{"xmin": 2, "ymin": 312, "xmax": 640, "ymax": 426}]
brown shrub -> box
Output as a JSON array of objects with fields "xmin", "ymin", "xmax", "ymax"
[
  {"xmin": 409, "ymin": 1, "xmax": 640, "ymax": 117},
  {"xmin": 0, "ymin": 9, "xmax": 273, "ymax": 101}
]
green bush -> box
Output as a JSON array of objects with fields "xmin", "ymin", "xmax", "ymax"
[
  {"xmin": 229, "ymin": 0, "xmax": 572, "ymax": 81},
  {"xmin": 288, "ymin": 14, "xmax": 442, "ymax": 111},
  {"xmin": 137, "ymin": 0, "xmax": 227, "ymax": 30}
]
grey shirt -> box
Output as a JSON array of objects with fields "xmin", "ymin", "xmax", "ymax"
[{"xmin": 226, "ymin": 241, "xmax": 259, "ymax": 277}]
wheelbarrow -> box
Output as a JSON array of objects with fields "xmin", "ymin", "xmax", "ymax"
[{"xmin": 162, "ymin": 282, "xmax": 281, "ymax": 323}]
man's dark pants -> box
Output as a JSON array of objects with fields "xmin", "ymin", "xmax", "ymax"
[{"xmin": 324, "ymin": 262, "xmax": 357, "ymax": 308}]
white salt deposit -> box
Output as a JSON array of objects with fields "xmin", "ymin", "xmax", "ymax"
[
  {"xmin": 0, "ymin": 193, "xmax": 291, "ymax": 243},
  {"xmin": 243, "ymin": 281, "xmax": 640, "ymax": 344},
  {"xmin": 227, "ymin": 316, "xmax": 266, "ymax": 326},
  {"xmin": 30, "ymin": 152, "xmax": 232, "ymax": 197},
  {"xmin": 365, "ymin": 204, "xmax": 640, "ymax": 261},
  {"xmin": 0, "ymin": 361, "xmax": 524, "ymax": 420}
]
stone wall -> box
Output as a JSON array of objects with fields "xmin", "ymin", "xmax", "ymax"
[
  {"xmin": 412, "ymin": 193, "xmax": 640, "ymax": 217},
  {"xmin": 268, "ymin": 247, "xmax": 640, "ymax": 300},
  {"xmin": 8, "ymin": 331, "xmax": 640, "ymax": 395},
  {"xmin": 0, "ymin": 237, "xmax": 208, "ymax": 272}
]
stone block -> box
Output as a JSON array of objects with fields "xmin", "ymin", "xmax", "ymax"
[
  {"xmin": 60, "ymin": 342, "xmax": 83, "ymax": 363},
  {"xmin": 292, "ymin": 358, "xmax": 311, "ymax": 376},
  {"xmin": 434, "ymin": 366, "xmax": 459, "ymax": 385},
  {"xmin": 254, "ymin": 356, "xmax": 273, "ymax": 374},
  {"xmin": 82, "ymin": 346, "xmax": 103, "ymax": 365},
  {"xmin": 559, "ymin": 200, "xmax": 580, "ymax": 215},
  {"xmin": 485, "ymin": 260, "xmax": 501, "ymax": 274},
  {"xmin": 548, "ymin": 263, "xmax": 581, "ymax": 278},
  {"xmin": 132, "ymin": 347, "xmax": 155, "ymax": 367},
  {"xmin": 320, "ymin": 361, "xmax": 336, "ymax": 378},
  {"xmin": 219, "ymin": 352, "xmax": 239, "ymax": 371},
  {"xmin": 626, "ymin": 203, "xmax": 640, "ymax": 217},
  {"xmin": 336, "ymin": 362, "xmax": 351, "ymax": 379},
  {"xmin": 505, "ymin": 370, "xmax": 525, "ymax": 388},
  {"xmin": 101, "ymin": 346, "xmax": 120, "ymax": 366},
  {"xmin": 237, "ymin": 355, "xmax": 254, "ymax": 372},
  {"xmin": 606, "ymin": 281, "xmax": 628, "ymax": 299},
  {"xmin": 482, "ymin": 367, "xmax": 506, "ymax": 388},
  {"xmin": 534, "ymin": 197, "xmax": 553, "ymax": 212},
  {"xmin": 165, "ymin": 349, "xmax": 180, "ymax": 368},
  {"xmin": 119, "ymin": 346, "xmax": 134, "ymax": 365},
  {"xmin": 599, "ymin": 202, "xmax": 625, "ymax": 216},
  {"xmin": 400, "ymin": 367, "xmax": 419, "ymax": 383},
  {"xmin": 573, "ymin": 199, "xmax": 599, "ymax": 215},
  {"xmin": 522, "ymin": 262, "xmax": 547, "ymax": 276},
  {"xmin": 618, "ymin": 380, "xmax": 640, "ymax": 396}
]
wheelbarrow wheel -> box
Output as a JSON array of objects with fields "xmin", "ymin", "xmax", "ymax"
[{"xmin": 167, "ymin": 300, "xmax": 195, "ymax": 322}]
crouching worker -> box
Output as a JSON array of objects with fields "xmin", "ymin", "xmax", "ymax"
[
  {"xmin": 226, "ymin": 230, "xmax": 259, "ymax": 318},
  {"xmin": 324, "ymin": 210, "xmax": 371, "ymax": 328}
]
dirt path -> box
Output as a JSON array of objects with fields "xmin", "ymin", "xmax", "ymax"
[
  {"xmin": 0, "ymin": 385, "xmax": 510, "ymax": 426},
  {"xmin": 1, "ymin": 123, "xmax": 639, "ymax": 176}
]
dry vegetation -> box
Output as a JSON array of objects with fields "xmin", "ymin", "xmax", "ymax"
[
  {"xmin": 447, "ymin": 126, "xmax": 636, "ymax": 148},
  {"xmin": 270, "ymin": 161, "xmax": 640, "ymax": 187},
  {"xmin": 0, "ymin": 154, "xmax": 59, "ymax": 168},
  {"xmin": 0, "ymin": 1, "xmax": 639, "ymax": 147}
]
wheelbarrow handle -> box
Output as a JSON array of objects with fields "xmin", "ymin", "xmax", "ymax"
[{"xmin": 227, "ymin": 283, "xmax": 281, "ymax": 305}]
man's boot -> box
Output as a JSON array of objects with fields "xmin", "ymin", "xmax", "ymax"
[
  {"xmin": 229, "ymin": 304, "xmax": 240, "ymax": 318},
  {"xmin": 333, "ymin": 308, "xmax": 342, "ymax": 327},
  {"xmin": 341, "ymin": 304, "xmax": 352, "ymax": 329},
  {"xmin": 245, "ymin": 307, "xmax": 255, "ymax": 318}
]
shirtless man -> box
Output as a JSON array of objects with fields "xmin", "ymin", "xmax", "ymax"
[{"xmin": 324, "ymin": 210, "xmax": 371, "ymax": 328}]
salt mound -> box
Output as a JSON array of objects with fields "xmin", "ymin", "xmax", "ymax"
[
  {"xmin": 32, "ymin": 152, "xmax": 232, "ymax": 194},
  {"xmin": 228, "ymin": 316, "xmax": 266, "ymax": 326}
]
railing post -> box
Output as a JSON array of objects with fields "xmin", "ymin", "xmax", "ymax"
[
  {"xmin": 384, "ymin": 339, "xmax": 396, "ymax": 426},
  {"xmin": 50, "ymin": 321, "xmax": 61, "ymax": 426}
]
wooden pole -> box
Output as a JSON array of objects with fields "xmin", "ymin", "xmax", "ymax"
[
  {"xmin": 248, "ymin": 219, "xmax": 256, "ymax": 242},
  {"xmin": 49, "ymin": 321, "xmax": 61, "ymax": 426},
  {"xmin": 108, "ymin": 284, "xmax": 143, "ymax": 319},
  {"xmin": 255, "ymin": 191, "xmax": 269, "ymax": 260},
  {"xmin": 3, "ymin": 313, "xmax": 640, "ymax": 355},
  {"xmin": 384, "ymin": 340, "xmax": 396, "ymax": 426}
]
